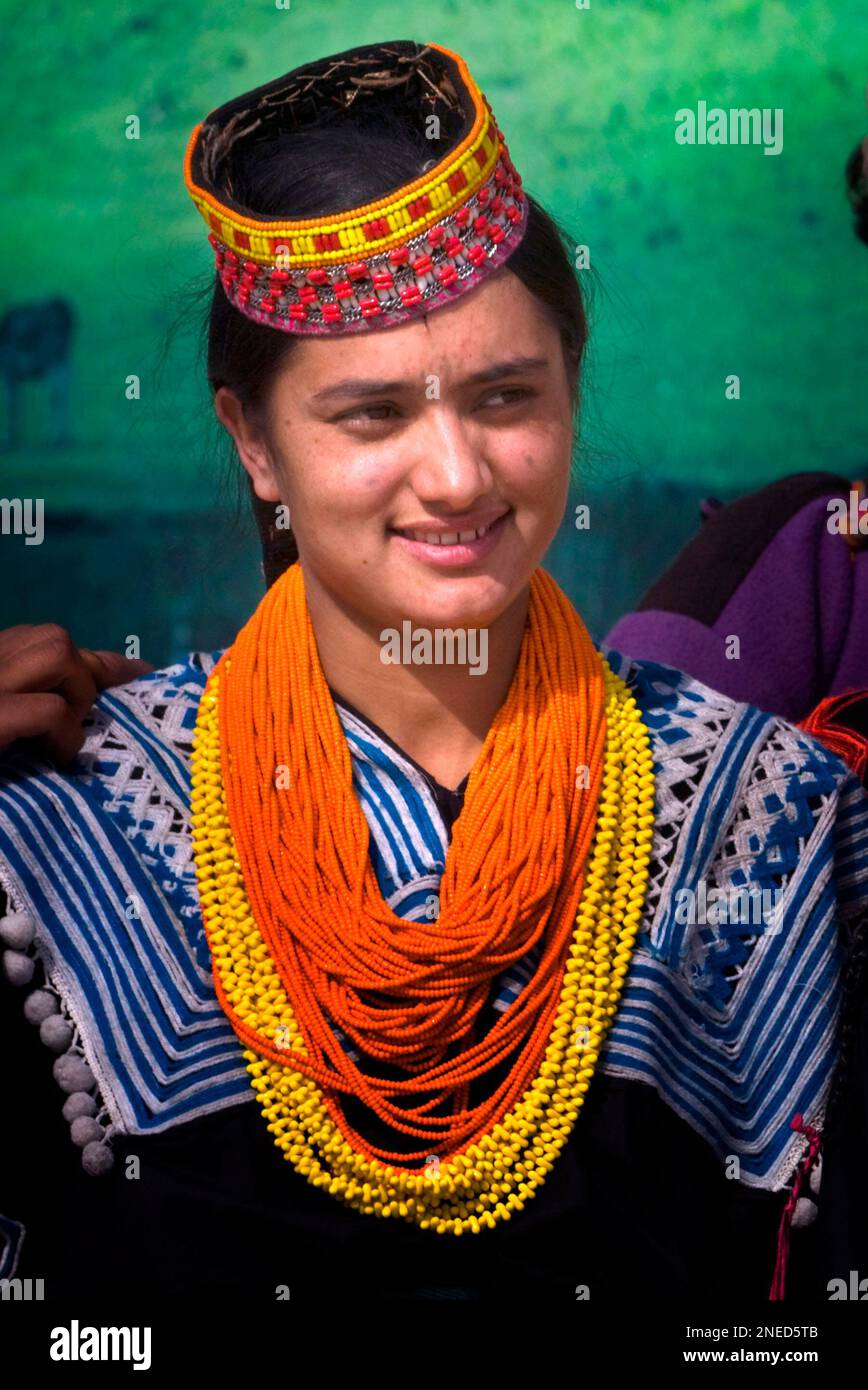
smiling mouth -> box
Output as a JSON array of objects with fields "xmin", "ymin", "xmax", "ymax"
[{"xmin": 392, "ymin": 520, "xmax": 498, "ymax": 546}]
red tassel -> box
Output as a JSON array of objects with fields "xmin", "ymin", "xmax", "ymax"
[
  {"xmin": 799, "ymin": 689, "xmax": 868, "ymax": 786},
  {"xmin": 769, "ymin": 1114, "xmax": 822, "ymax": 1300}
]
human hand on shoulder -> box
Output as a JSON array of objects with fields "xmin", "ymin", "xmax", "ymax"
[{"xmin": 0, "ymin": 623, "xmax": 155, "ymax": 765}]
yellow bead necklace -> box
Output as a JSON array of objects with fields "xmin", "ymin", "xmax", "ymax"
[{"xmin": 190, "ymin": 653, "xmax": 654, "ymax": 1234}]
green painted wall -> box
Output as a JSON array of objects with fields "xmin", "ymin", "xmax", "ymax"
[{"xmin": 2, "ymin": 0, "xmax": 867, "ymax": 655}]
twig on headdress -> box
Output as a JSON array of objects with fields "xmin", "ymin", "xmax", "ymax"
[
  {"xmin": 349, "ymin": 72, "xmax": 415, "ymax": 90},
  {"xmin": 202, "ymin": 111, "xmax": 263, "ymax": 189},
  {"xmin": 197, "ymin": 42, "xmax": 466, "ymax": 197}
]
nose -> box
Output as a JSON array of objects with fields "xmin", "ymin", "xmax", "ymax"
[{"xmin": 407, "ymin": 406, "xmax": 493, "ymax": 511}]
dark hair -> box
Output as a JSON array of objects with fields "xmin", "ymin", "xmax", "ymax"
[
  {"xmin": 204, "ymin": 120, "xmax": 590, "ymax": 582},
  {"xmin": 846, "ymin": 140, "xmax": 868, "ymax": 246}
]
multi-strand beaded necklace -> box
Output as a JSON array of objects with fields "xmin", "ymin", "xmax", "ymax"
[{"xmin": 191, "ymin": 563, "xmax": 655, "ymax": 1234}]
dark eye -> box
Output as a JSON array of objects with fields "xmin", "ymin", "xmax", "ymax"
[
  {"xmin": 481, "ymin": 387, "xmax": 533, "ymax": 408},
  {"xmin": 340, "ymin": 403, "xmax": 399, "ymax": 424}
]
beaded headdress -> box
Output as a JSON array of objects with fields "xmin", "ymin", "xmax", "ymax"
[{"xmin": 184, "ymin": 39, "xmax": 528, "ymax": 335}]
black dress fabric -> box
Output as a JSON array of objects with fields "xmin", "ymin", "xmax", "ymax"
[{"xmin": 0, "ymin": 958, "xmax": 788, "ymax": 1304}]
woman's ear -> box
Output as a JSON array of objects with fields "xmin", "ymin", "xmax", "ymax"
[{"xmin": 213, "ymin": 386, "xmax": 282, "ymax": 503}]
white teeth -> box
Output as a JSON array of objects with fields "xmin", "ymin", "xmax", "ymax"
[{"xmin": 405, "ymin": 523, "xmax": 493, "ymax": 544}]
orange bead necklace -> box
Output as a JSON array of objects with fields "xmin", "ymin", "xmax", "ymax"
[{"xmin": 203, "ymin": 561, "xmax": 607, "ymax": 1164}]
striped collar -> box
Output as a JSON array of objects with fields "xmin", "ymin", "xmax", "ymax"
[{"xmin": 330, "ymin": 687, "xmax": 468, "ymax": 835}]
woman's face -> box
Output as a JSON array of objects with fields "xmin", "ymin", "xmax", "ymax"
[{"xmin": 219, "ymin": 269, "xmax": 576, "ymax": 634}]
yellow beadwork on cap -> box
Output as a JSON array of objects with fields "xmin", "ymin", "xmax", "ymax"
[{"xmin": 184, "ymin": 43, "xmax": 500, "ymax": 268}]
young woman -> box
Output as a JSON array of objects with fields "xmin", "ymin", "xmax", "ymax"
[{"xmin": 1, "ymin": 39, "xmax": 867, "ymax": 1306}]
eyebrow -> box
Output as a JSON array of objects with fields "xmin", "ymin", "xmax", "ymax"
[{"xmin": 309, "ymin": 354, "xmax": 550, "ymax": 403}]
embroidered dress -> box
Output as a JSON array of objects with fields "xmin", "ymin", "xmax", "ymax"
[{"xmin": 1, "ymin": 643, "xmax": 867, "ymax": 1301}]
